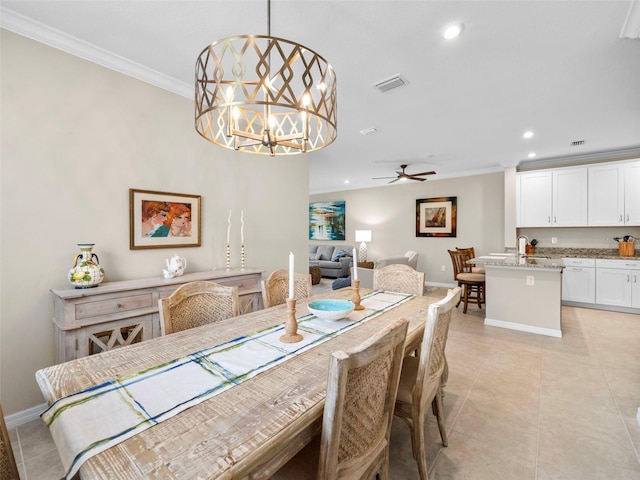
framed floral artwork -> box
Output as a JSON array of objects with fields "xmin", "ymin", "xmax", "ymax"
[
  {"xmin": 129, "ymin": 189, "xmax": 201, "ymax": 249},
  {"xmin": 416, "ymin": 197, "xmax": 457, "ymax": 237}
]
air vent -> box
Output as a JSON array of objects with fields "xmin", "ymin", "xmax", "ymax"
[
  {"xmin": 360, "ymin": 127, "xmax": 378, "ymax": 136},
  {"xmin": 571, "ymin": 140, "xmax": 586, "ymax": 146},
  {"xmin": 372, "ymin": 74, "xmax": 409, "ymax": 92}
]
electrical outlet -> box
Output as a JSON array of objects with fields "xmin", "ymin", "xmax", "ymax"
[
  {"xmin": 441, "ymin": 265, "xmax": 446, "ymax": 272},
  {"xmin": 526, "ymin": 275, "xmax": 535, "ymax": 286},
  {"xmin": 602, "ymin": 237, "xmax": 610, "ymax": 244},
  {"xmin": 551, "ymin": 237, "xmax": 557, "ymax": 244}
]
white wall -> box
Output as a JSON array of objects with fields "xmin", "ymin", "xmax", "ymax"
[
  {"xmin": 310, "ymin": 172, "xmax": 506, "ymax": 286},
  {"xmin": 0, "ymin": 31, "xmax": 310, "ymax": 414}
]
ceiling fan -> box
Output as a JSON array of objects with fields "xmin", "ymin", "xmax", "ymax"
[{"xmin": 372, "ymin": 164, "xmax": 436, "ymax": 184}]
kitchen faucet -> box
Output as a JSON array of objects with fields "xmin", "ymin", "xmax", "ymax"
[{"xmin": 517, "ymin": 234, "xmax": 529, "ymax": 257}]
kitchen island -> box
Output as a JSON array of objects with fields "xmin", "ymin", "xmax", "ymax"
[{"xmin": 471, "ymin": 255, "xmax": 565, "ymax": 338}]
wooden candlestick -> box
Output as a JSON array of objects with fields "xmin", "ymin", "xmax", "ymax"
[
  {"xmin": 225, "ymin": 244, "xmax": 231, "ymax": 271},
  {"xmin": 280, "ymin": 298, "xmax": 303, "ymax": 343},
  {"xmin": 241, "ymin": 243, "xmax": 245, "ymax": 270},
  {"xmin": 352, "ymin": 279, "xmax": 365, "ymax": 310}
]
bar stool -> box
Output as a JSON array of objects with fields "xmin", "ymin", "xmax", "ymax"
[{"xmin": 447, "ymin": 249, "xmax": 485, "ymax": 313}]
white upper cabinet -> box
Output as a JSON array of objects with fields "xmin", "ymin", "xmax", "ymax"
[
  {"xmin": 588, "ymin": 160, "xmax": 640, "ymax": 226},
  {"xmin": 625, "ymin": 162, "xmax": 640, "ymax": 225},
  {"xmin": 517, "ymin": 167, "xmax": 587, "ymax": 227},
  {"xmin": 553, "ymin": 168, "xmax": 588, "ymax": 226},
  {"xmin": 517, "ymin": 171, "xmax": 552, "ymax": 227}
]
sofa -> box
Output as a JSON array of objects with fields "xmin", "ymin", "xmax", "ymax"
[
  {"xmin": 309, "ymin": 244, "xmax": 355, "ymax": 278},
  {"xmin": 354, "ymin": 251, "xmax": 419, "ymax": 289}
]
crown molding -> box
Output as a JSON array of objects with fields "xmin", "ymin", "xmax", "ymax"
[
  {"xmin": 621, "ymin": 0, "xmax": 640, "ymax": 39},
  {"xmin": 0, "ymin": 6, "xmax": 192, "ymax": 98},
  {"xmin": 516, "ymin": 146, "xmax": 640, "ymax": 172}
]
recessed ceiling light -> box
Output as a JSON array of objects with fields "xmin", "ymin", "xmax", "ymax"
[
  {"xmin": 442, "ymin": 23, "xmax": 464, "ymax": 39},
  {"xmin": 344, "ymin": 179, "xmax": 350, "ymax": 184},
  {"xmin": 528, "ymin": 153, "xmax": 536, "ymax": 158},
  {"xmin": 360, "ymin": 127, "xmax": 378, "ymax": 136},
  {"xmin": 523, "ymin": 131, "xmax": 534, "ymax": 139}
]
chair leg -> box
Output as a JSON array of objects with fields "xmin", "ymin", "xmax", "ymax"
[
  {"xmin": 434, "ymin": 388, "xmax": 448, "ymax": 447},
  {"xmin": 411, "ymin": 414, "xmax": 429, "ymax": 480},
  {"xmin": 463, "ymin": 284, "xmax": 469, "ymax": 314}
]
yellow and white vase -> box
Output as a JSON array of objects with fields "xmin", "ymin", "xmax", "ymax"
[{"xmin": 69, "ymin": 243, "xmax": 105, "ymax": 288}]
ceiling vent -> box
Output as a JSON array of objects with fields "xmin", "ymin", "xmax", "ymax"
[
  {"xmin": 372, "ymin": 74, "xmax": 409, "ymax": 92},
  {"xmin": 360, "ymin": 127, "xmax": 378, "ymax": 136},
  {"xmin": 571, "ymin": 140, "xmax": 586, "ymax": 146}
]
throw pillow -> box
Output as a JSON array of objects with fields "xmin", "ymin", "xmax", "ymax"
[
  {"xmin": 309, "ymin": 253, "xmax": 319, "ymax": 261},
  {"xmin": 331, "ymin": 249, "xmax": 347, "ymax": 262}
]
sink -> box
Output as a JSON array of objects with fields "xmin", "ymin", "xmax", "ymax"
[{"xmin": 522, "ymin": 255, "xmax": 551, "ymax": 260}]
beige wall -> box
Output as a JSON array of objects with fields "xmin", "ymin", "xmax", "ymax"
[
  {"xmin": 0, "ymin": 31, "xmax": 310, "ymax": 414},
  {"xmin": 311, "ymin": 172, "xmax": 506, "ymax": 286}
]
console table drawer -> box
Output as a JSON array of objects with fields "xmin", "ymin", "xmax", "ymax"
[
  {"xmin": 218, "ymin": 275, "xmax": 261, "ymax": 293},
  {"xmin": 75, "ymin": 293, "xmax": 154, "ymax": 319}
]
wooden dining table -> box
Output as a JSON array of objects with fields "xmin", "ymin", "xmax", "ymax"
[{"xmin": 36, "ymin": 287, "xmax": 444, "ymax": 479}]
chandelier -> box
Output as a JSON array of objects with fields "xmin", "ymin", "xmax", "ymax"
[{"xmin": 195, "ymin": 0, "xmax": 337, "ymax": 156}]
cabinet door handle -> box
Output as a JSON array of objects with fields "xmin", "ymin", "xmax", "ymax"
[
  {"xmin": 627, "ymin": 274, "xmax": 630, "ymax": 283},
  {"xmin": 573, "ymin": 268, "xmax": 583, "ymax": 271},
  {"xmin": 116, "ymin": 303, "xmax": 123, "ymax": 308},
  {"xmin": 548, "ymin": 216, "xmax": 551, "ymax": 224},
  {"xmin": 620, "ymin": 214, "xmax": 623, "ymax": 222},
  {"xmin": 627, "ymin": 214, "xmax": 630, "ymax": 222}
]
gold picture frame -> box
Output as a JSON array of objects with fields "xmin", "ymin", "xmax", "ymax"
[{"xmin": 129, "ymin": 188, "xmax": 201, "ymax": 249}]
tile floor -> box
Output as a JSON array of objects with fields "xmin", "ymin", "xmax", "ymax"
[{"xmin": 7, "ymin": 287, "xmax": 640, "ymax": 479}]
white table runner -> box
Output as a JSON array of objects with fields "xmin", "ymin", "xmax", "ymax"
[{"xmin": 41, "ymin": 291, "xmax": 412, "ymax": 479}]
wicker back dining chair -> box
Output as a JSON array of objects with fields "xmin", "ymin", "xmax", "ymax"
[
  {"xmin": 159, "ymin": 281, "xmax": 239, "ymax": 335},
  {"xmin": 373, "ymin": 263, "xmax": 425, "ymax": 296},
  {"xmin": 261, "ymin": 269, "xmax": 313, "ymax": 308},
  {"xmin": 270, "ymin": 318, "xmax": 409, "ymax": 480},
  {"xmin": 0, "ymin": 404, "xmax": 20, "ymax": 480},
  {"xmin": 447, "ymin": 249, "xmax": 485, "ymax": 313},
  {"xmin": 393, "ymin": 287, "xmax": 461, "ymax": 480}
]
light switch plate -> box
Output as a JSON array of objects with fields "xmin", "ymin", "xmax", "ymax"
[{"xmin": 526, "ymin": 275, "xmax": 535, "ymax": 286}]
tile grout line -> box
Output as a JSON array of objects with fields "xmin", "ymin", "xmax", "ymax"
[{"xmin": 14, "ymin": 426, "xmax": 28, "ymax": 480}]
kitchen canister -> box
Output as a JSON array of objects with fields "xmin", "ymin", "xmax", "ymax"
[
  {"xmin": 69, "ymin": 243, "xmax": 105, "ymax": 288},
  {"xmin": 619, "ymin": 242, "xmax": 635, "ymax": 257}
]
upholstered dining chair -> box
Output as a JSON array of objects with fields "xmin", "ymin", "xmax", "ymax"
[
  {"xmin": 270, "ymin": 318, "xmax": 409, "ymax": 480},
  {"xmin": 1, "ymin": 404, "xmax": 20, "ymax": 480},
  {"xmin": 447, "ymin": 249, "xmax": 485, "ymax": 314},
  {"xmin": 262, "ymin": 269, "xmax": 313, "ymax": 308},
  {"xmin": 159, "ymin": 281, "xmax": 239, "ymax": 335},
  {"xmin": 393, "ymin": 287, "xmax": 461, "ymax": 480},
  {"xmin": 373, "ymin": 264, "xmax": 425, "ymax": 296}
]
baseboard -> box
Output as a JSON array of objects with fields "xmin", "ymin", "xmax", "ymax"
[
  {"xmin": 484, "ymin": 318, "xmax": 562, "ymax": 338},
  {"xmin": 4, "ymin": 403, "xmax": 47, "ymax": 429}
]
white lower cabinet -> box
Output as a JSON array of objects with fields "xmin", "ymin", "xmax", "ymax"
[
  {"xmin": 562, "ymin": 258, "xmax": 595, "ymax": 303},
  {"xmin": 595, "ymin": 259, "xmax": 640, "ymax": 308}
]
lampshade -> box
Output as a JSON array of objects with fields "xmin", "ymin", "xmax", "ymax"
[
  {"xmin": 355, "ymin": 230, "xmax": 372, "ymax": 243},
  {"xmin": 195, "ymin": 1, "xmax": 337, "ymax": 156}
]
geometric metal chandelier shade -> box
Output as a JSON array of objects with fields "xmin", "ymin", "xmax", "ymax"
[{"xmin": 195, "ymin": 34, "xmax": 337, "ymax": 155}]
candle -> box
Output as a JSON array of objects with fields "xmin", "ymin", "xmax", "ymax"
[
  {"xmin": 352, "ymin": 248, "xmax": 358, "ymax": 280},
  {"xmin": 240, "ymin": 210, "xmax": 244, "ymax": 244},
  {"xmin": 226, "ymin": 210, "xmax": 231, "ymax": 244},
  {"xmin": 289, "ymin": 252, "xmax": 295, "ymax": 299}
]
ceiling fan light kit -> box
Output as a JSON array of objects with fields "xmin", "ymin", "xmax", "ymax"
[
  {"xmin": 372, "ymin": 164, "xmax": 436, "ymax": 184},
  {"xmin": 194, "ymin": 0, "xmax": 337, "ymax": 156}
]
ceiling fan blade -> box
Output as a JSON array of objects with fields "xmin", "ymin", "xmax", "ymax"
[
  {"xmin": 408, "ymin": 176, "xmax": 427, "ymax": 182},
  {"xmin": 408, "ymin": 170, "xmax": 436, "ymax": 177},
  {"xmin": 372, "ymin": 176, "xmax": 396, "ymax": 180},
  {"xmin": 388, "ymin": 178, "xmax": 399, "ymax": 184}
]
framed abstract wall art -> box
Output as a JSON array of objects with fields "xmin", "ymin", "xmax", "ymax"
[
  {"xmin": 130, "ymin": 189, "xmax": 201, "ymax": 249},
  {"xmin": 416, "ymin": 197, "xmax": 457, "ymax": 237},
  {"xmin": 309, "ymin": 201, "xmax": 346, "ymax": 240}
]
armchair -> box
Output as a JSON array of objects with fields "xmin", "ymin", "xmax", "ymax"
[{"xmin": 355, "ymin": 251, "xmax": 420, "ymax": 289}]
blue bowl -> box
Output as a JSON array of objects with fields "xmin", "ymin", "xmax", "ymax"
[{"xmin": 308, "ymin": 299, "xmax": 355, "ymax": 321}]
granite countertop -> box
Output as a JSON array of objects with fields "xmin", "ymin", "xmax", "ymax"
[
  {"xmin": 471, "ymin": 255, "xmax": 565, "ymax": 270},
  {"xmin": 507, "ymin": 247, "xmax": 640, "ymax": 261}
]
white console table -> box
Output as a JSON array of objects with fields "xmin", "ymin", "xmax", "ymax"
[{"xmin": 51, "ymin": 268, "xmax": 263, "ymax": 363}]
